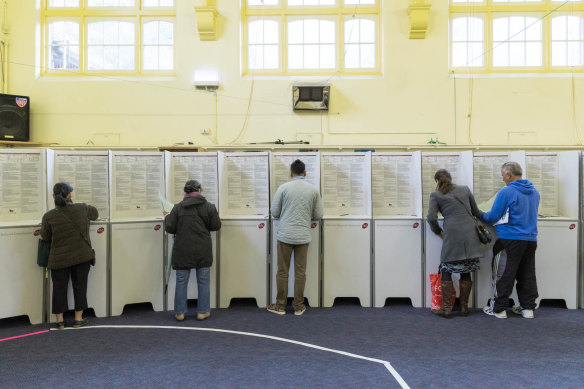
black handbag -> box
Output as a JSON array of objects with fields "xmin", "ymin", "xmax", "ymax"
[
  {"xmin": 37, "ymin": 239, "xmax": 51, "ymax": 267},
  {"xmin": 453, "ymin": 195, "xmax": 492, "ymax": 244}
]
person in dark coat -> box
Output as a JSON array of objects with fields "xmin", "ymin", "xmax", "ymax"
[
  {"xmin": 41, "ymin": 182, "xmax": 99, "ymax": 329},
  {"xmin": 164, "ymin": 179, "xmax": 221, "ymax": 321},
  {"xmin": 427, "ymin": 169, "xmax": 484, "ymax": 318}
]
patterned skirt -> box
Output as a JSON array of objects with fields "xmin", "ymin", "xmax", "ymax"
[{"xmin": 439, "ymin": 257, "xmax": 480, "ymax": 274}]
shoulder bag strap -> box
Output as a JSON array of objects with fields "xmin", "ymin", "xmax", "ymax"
[
  {"xmin": 57, "ymin": 208, "xmax": 93, "ymax": 249},
  {"xmin": 452, "ymin": 195, "xmax": 481, "ymax": 226}
]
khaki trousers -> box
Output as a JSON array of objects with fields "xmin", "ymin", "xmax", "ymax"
[{"xmin": 275, "ymin": 240, "xmax": 309, "ymax": 311}]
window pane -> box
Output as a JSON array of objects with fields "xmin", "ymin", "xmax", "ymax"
[
  {"xmin": 452, "ymin": 18, "xmax": 468, "ymax": 42},
  {"xmin": 264, "ymin": 45, "xmax": 279, "ymax": 69},
  {"xmin": 509, "ymin": 42, "xmax": 525, "ymax": 66},
  {"xmin": 88, "ymin": 46, "xmax": 103, "ymax": 69},
  {"xmin": 304, "ymin": 44, "xmax": 319, "ymax": 68},
  {"xmin": 567, "ymin": 16, "xmax": 583, "ymax": 40},
  {"xmin": 248, "ymin": 46, "xmax": 264, "ymax": 69},
  {"xmin": 143, "ymin": 21, "xmax": 159, "ymax": 45},
  {"xmin": 567, "ymin": 42, "xmax": 584, "ymax": 66},
  {"xmin": 525, "ymin": 42, "xmax": 542, "ymax": 66},
  {"xmin": 158, "ymin": 46, "xmax": 173, "ymax": 69},
  {"xmin": 304, "ymin": 20, "xmax": 319, "ymax": 43},
  {"xmin": 320, "ymin": 20, "xmax": 335, "ymax": 43},
  {"xmin": 320, "ymin": 44, "xmax": 335, "ymax": 68},
  {"xmin": 50, "ymin": 45, "xmax": 79, "ymax": 69},
  {"xmin": 143, "ymin": 46, "xmax": 158, "ymax": 69},
  {"xmin": 143, "ymin": 0, "xmax": 174, "ymax": 7},
  {"xmin": 360, "ymin": 43, "xmax": 375, "ymax": 67},
  {"xmin": 345, "ymin": 19, "xmax": 359, "ymax": 43},
  {"xmin": 288, "ymin": 44, "xmax": 303, "ymax": 68},
  {"xmin": 493, "ymin": 18, "xmax": 509, "ymax": 42},
  {"xmin": 288, "ymin": 20, "xmax": 303, "ymax": 44},
  {"xmin": 360, "ymin": 19, "xmax": 375, "ymax": 42},
  {"xmin": 264, "ymin": 20, "xmax": 279, "ymax": 44},
  {"xmin": 88, "ymin": 22, "xmax": 103, "ymax": 44},
  {"xmin": 49, "ymin": 20, "xmax": 80, "ymax": 44},
  {"xmin": 248, "ymin": 0, "xmax": 279, "ymax": 5},
  {"xmin": 509, "ymin": 17, "xmax": 526, "ymax": 41},
  {"xmin": 468, "ymin": 42, "xmax": 484, "ymax": 66},
  {"xmin": 452, "ymin": 42, "xmax": 468, "ymax": 67},
  {"xmin": 552, "ymin": 16, "xmax": 567, "ymax": 41},
  {"xmin": 119, "ymin": 46, "xmax": 134, "ymax": 69},
  {"xmin": 289, "ymin": 0, "xmax": 336, "ymax": 5},
  {"xmin": 492, "ymin": 42, "xmax": 509, "ymax": 66},
  {"xmin": 87, "ymin": 0, "xmax": 134, "ymax": 6},
  {"xmin": 49, "ymin": 0, "xmax": 79, "ymax": 7},
  {"xmin": 249, "ymin": 20, "xmax": 264, "ymax": 44},
  {"xmin": 345, "ymin": 0, "xmax": 376, "ymax": 5},
  {"xmin": 344, "ymin": 43, "xmax": 359, "ymax": 67},
  {"xmin": 524, "ymin": 18, "xmax": 541, "ymax": 41}
]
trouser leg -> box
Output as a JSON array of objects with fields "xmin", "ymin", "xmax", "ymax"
[
  {"xmin": 174, "ymin": 269, "xmax": 191, "ymax": 314},
  {"xmin": 494, "ymin": 239, "xmax": 525, "ymax": 313},
  {"xmin": 51, "ymin": 267, "xmax": 71, "ymax": 314},
  {"xmin": 292, "ymin": 243, "xmax": 309, "ymax": 311},
  {"xmin": 515, "ymin": 241, "xmax": 538, "ymax": 310},
  {"xmin": 70, "ymin": 261, "xmax": 91, "ymax": 312},
  {"xmin": 276, "ymin": 241, "xmax": 293, "ymax": 308},
  {"xmin": 196, "ymin": 267, "xmax": 211, "ymax": 314}
]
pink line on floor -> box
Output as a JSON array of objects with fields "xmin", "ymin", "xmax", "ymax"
[{"xmin": 0, "ymin": 330, "xmax": 50, "ymax": 342}]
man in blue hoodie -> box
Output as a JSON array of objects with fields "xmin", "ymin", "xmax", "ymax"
[{"xmin": 480, "ymin": 162, "xmax": 540, "ymax": 319}]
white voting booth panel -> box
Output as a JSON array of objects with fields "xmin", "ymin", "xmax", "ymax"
[
  {"xmin": 219, "ymin": 220, "xmax": 269, "ymax": 308},
  {"xmin": 526, "ymin": 151, "xmax": 580, "ymax": 309},
  {"xmin": 111, "ymin": 222, "xmax": 164, "ymax": 316},
  {"xmin": 473, "ymin": 151, "xmax": 525, "ymax": 309},
  {"xmin": 422, "ymin": 152, "xmax": 473, "ymax": 307},
  {"xmin": 323, "ymin": 220, "xmax": 371, "ymax": 307},
  {"xmin": 218, "ymin": 152, "xmax": 270, "ymax": 308},
  {"xmin": 374, "ymin": 220, "xmax": 422, "ymax": 307},
  {"xmin": 165, "ymin": 151, "xmax": 220, "ymax": 310},
  {"xmin": 269, "ymin": 152, "xmax": 321, "ymax": 307},
  {"xmin": 166, "ymin": 233, "xmax": 217, "ymax": 310},
  {"xmin": 48, "ymin": 223, "xmax": 109, "ymax": 321},
  {"xmin": 535, "ymin": 221, "xmax": 578, "ymax": 309},
  {"xmin": 270, "ymin": 220, "xmax": 320, "ymax": 307},
  {"xmin": 0, "ymin": 226, "xmax": 44, "ymax": 324},
  {"xmin": 371, "ymin": 152, "xmax": 423, "ymax": 308}
]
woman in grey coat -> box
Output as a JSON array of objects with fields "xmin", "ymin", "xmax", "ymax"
[{"xmin": 427, "ymin": 169, "xmax": 483, "ymax": 318}]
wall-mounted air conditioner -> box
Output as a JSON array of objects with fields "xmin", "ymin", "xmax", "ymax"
[{"xmin": 292, "ymin": 82, "xmax": 330, "ymax": 111}]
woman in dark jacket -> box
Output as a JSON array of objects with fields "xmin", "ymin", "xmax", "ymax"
[
  {"xmin": 164, "ymin": 179, "xmax": 221, "ymax": 321},
  {"xmin": 41, "ymin": 182, "xmax": 98, "ymax": 329},
  {"xmin": 427, "ymin": 169, "xmax": 483, "ymax": 318}
]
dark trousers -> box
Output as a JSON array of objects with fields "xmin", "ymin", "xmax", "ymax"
[
  {"xmin": 275, "ymin": 240, "xmax": 309, "ymax": 311},
  {"xmin": 51, "ymin": 261, "xmax": 91, "ymax": 314},
  {"xmin": 492, "ymin": 239, "xmax": 538, "ymax": 312}
]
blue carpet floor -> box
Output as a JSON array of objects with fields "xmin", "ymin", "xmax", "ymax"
[{"xmin": 1, "ymin": 301, "xmax": 584, "ymax": 388}]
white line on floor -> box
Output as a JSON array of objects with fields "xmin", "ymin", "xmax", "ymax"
[{"xmin": 55, "ymin": 324, "xmax": 410, "ymax": 388}]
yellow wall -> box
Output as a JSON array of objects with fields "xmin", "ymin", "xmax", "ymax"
[{"xmin": 1, "ymin": 0, "xmax": 583, "ymax": 148}]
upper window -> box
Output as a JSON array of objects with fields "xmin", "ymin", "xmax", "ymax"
[
  {"xmin": 242, "ymin": 0, "xmax": 381, "ymax": 76},
  {"xmin": 42, "ymin": 0, "xmax": 175, "ymax": 76},
  {"xmin": 450, "ymin": 0, "xmax": 584, "ymax": 73}
]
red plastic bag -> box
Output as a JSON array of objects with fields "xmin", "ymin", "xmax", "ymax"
[{"xmin": 430, "ymin": 273, "xmax": 456, "ymax": 311}]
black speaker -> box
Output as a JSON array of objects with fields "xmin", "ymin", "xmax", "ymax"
[{"xmin": 0, "ymin": 93, "xmax": 30, "ymax": 141}]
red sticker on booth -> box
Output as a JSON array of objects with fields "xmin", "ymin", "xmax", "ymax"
[
  {"xmin": 258, "ymin": 223, "xmax": 265, "ymax": 229},
  {"xmin": 311, "ymin": 222, "xmax": 317, "ymax": 229},
  {"xmin": 154, "ymin": 225, "xmax": 161, "ymax": 231},
  {"xmin": 33, "ymin": 229, "xmax": 40, "ymax": 236},
  {"xmin": 413, "ymin": 222, "xmax": 420, "ymax": 229},
  {"xmin": 97, "ymin": 227, "xmax": 105, "ymax": 234},
  {"xmin": 362, "ymin": 223, "xmax": 368, "ymax": 229},
  {"xmin": 569, "ymin": 224, "xmax": 576, "ymax": 230}
]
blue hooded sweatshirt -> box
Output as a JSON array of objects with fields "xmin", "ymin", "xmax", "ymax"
[{"xmin": 480, "ymin": 180, "xmax": 540, "ymax": 241}]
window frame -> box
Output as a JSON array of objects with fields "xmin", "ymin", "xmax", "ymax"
[
  {"xmin": 241, "ymin": 0, "xmax": 381, "ymax": 77},
  {"xmin": 41, "ymin": 0, "xmax": 176, "ymax": 77},
  {"xmin": 449, "ymin": 0, "xmax": 584, "ymax": 74}
]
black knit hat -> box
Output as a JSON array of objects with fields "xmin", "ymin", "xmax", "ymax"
[{"xmin": 184, "ymin": 179, "xmax": 202, "ymax": 193}]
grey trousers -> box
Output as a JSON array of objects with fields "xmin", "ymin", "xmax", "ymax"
[{"xmin": 275, "ymin": 240, "xmax": 309, "ymax": 311}]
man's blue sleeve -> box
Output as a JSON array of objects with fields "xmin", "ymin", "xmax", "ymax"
[{"xmin": 481, "ymin": 189, "xmax": 509, "ymax": 224}]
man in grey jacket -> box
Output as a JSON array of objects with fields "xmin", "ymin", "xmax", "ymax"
[{"xmin": 267, "ymin": 159, "xmax": 323, "ymax": 316}]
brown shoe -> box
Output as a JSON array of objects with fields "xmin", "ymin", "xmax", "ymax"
[
  {"xmin": 196, "ymin": 312, "xmax": 210, "ymax": 321},
  {"xmin": 434, "ymin": 281, "xmax": 454, "ymax": 319},
  {"xmin": 267, "ymin": 304, "xmax": 286, "ymax": 315},
  {"xmin": 174, "ymin": 313, "xmax": 185, "ymax": 321}
]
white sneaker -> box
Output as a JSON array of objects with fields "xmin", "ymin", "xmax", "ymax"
[
  {"xmin": 512, "ymin": 305, "xmax": 535, "ymax": 319},
  {"xmin": 483, "ymin": 305, "xmax": 507, "ymax": 319}
]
